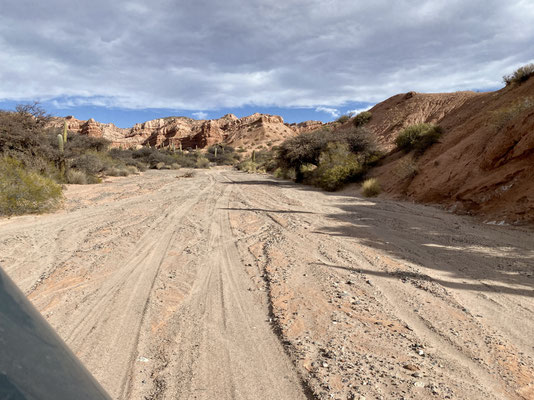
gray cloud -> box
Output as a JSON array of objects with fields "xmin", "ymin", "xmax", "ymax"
[{"xmin": 1, "ymin": 0, "xmax": 533, "ymax": 109}]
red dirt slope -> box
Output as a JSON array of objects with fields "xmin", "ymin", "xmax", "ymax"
[{"xmin": 370, "ymin": 80, "xmax": 534, "ymax": 224}]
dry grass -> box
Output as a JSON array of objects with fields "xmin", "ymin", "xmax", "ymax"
[{"xmin": 361, "ymin": 178, "xmax": 381, "ymax": 197}]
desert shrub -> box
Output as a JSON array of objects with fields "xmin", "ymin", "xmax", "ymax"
[
  {"xmin": 206, "ymin": 144, "xmax": 240, "ymax": 165},
  {"xmin": 66, "ymin": 169, "xmax": 88, "ymax": 184},
  {"xmin": 236, "ymin": 160, "xmax": 258, "ymax": 173},
  {"xmin": 334, "ymin": 127, "xmax": 377, "ymax": 157},
  {"xmin": 273, "ymin": 167, "xmax": 294, "ymax": 179},
  {"xmin": 503, "ymin": 63, "xmax": 534, "ymax": 86},
  {"xmin": 195, "ymin": 156, "xmax": 210, "ymax": 169},
  {"xmin": 312, "ymin": 143, "xmax": 363, "ymax": 191},
  {"xmin": 395, "ymin": 123, "xmax": 442, "ymax": 155},
  {"xmin": 0, "ymin": 157, "xmax": 62, "ymax": 215},
  {"xmin": 147, "ymin": 151, "xmax": 175, "ymax": 168},
  {"xmin": 277, "ymin": 128, "xmax": 331, "ymax": 181},
  {"xmin": 105, "ymin": 166, "xmax": 130, "ymax": 176},
  {"xmin": 65, "ymin": 134, "xmax": 109, "ymax": 156},
  {"xmin": 336, "ymin": 115, "xmax": 351, "ymax": 124},
  {"xmin": 361, "ymin": 178, "xmax": 381, "ymax": 197},
  {"xmin": 235, "ymin": 149, "xmax": 277, "ymax": 174},
  {"xmin": 132, "ymin": 146, "xmax": 153, "ymax": 159},
  {"xmin": 70, "ymin": 153, "xmax": 105, "ymax": 175},
  {"xmin": 353, "ymin": 111, "xmax": 372, "ymax": 127}
]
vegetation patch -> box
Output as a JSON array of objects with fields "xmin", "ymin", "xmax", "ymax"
[
  {"xmin": 395, "ymin": 123, "xmax": 442, "ymax": 155},
  {"xmin": 352, "ymin": 111, "xmax": 372, "ymax": 127},
  {"xmin": 361, "ymin": 178, "xmax": 381, "ymax": 197},
  {"xmin": 205, "ymin": 144, "xmax": 241, "ymax": 165},
  {"xmin": 336, "ymin": 115, "xmax": 351, "ymax": 124},
  {"xmin": 236, "ymin": 124, "xmax": 381, "ymax": 192},
  {"xmin": 503, "ymin": 63, "xmax": 534, "ymax": 86},
  {"xmin": 311, "ymin": 143, "xmax": 363, "ymax": 191},
  {"xmin": 0, "ymin": 157, "xmax": 63, "ymax": 215}
]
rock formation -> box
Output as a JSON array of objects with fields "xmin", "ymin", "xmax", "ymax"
[{"xmin": 49, "ymin": 113, "xmax": 325, "ymax": 151}]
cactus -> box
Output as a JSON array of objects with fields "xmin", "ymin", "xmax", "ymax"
[
  {"xmin": 179, "ymin": 142, "xmax": 183, "ymax": 153},
  {"xmin": 62, "ymin": 121, "xmax": 68, "ymax": 143},
  {"xmin": 214, "ymin": 146, "xmax": 218, "ymax": 158},
  {"xmin": 57, "ymin": 134, "xmax": 64, "ymax": 153},
  {"xmin": 252, "ymin": 150, "xmax": 256, "ymax": 163}
]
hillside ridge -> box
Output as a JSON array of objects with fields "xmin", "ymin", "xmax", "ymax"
[{"xmin": 364, "ymin": 81, "xmax": 534, "ymax": 223}]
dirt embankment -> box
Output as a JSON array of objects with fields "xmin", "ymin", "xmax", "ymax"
[
  {"xmin": 0, "ymin": 170, "xmax": 532, "ymax": 400},
  {"xmin": 365, "ymin": 79, "xmax": 534, "ymax": 224}
]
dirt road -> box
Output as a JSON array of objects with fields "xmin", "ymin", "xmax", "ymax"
[{"xmin": 0, "ymin": 169, "xmax": 533, "ymax": 399}]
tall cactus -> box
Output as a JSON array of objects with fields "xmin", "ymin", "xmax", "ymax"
[
  {"xmin": 214, "ymin": 146, "xmax": 218, "ymax": 158},
  {"xmin": 62, "ymin": 121, "xmax": 68, "ymax": 143},
  {"xmin": 252, "ymin": 150, "xmax": 256, "ymax": 163},
  {"xmin": 179, "ymin": 142, "xmax": 183, "ymax": 153},
  {"xmin": 57, "ymin": 134, "xmax": 65, "ymax": 178},
  {"xmin": 57, "ymin": 134, "xmax": 64, "ymax": 153}
]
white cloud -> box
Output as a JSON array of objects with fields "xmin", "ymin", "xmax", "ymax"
[
  {"xmin": 192, "ymin": 111, "xmax": 208, "ymax": 119},
  {"xmin": 1, "ymin": 1, "xmax": 533, "ymax": 110},
  {"xmin": 315, "ymin": 106, "xmax": 340, "ymax": 118}
]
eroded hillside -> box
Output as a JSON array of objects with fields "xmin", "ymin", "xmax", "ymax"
[{"xmin": 365, "ymin": 80, "xmax": 534, "ymax": 224}]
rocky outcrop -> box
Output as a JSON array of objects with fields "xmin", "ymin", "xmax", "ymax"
[
  {"xmin": 80, "ymin": 118, "xmax": 103, "ymax": 138},
  {"xmin": 286, "ymin": 120, "xmax": 324, "ymax": 134},
  {"xmin": 50, "ymin": 113, "xmax": 325, "ymax": 151}
]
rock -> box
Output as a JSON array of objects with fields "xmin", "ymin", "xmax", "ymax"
[{"xmin": 49, "ymin": 113, "xmax": 326, "ymax": 151}]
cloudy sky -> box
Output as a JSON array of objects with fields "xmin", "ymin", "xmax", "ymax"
[{"xmin": 1, "ymin": 0, "xmax": 533, "ymax": 127}]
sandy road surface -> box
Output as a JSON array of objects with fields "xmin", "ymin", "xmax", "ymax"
[{"xmin": 0, "ymin": 168, "xmax": 533, "ymax": 400}]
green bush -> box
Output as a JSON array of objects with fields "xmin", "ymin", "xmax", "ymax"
[
  {"xmin": 277, "ymin": 128, "xmax": 331, "ymax": 181},
  {"xmin": 66, "ymin": 169, "xmax": 88, "ymax": 184},
  {"xmin": 195, "ymin": 156, "xmax": 210, "ymax": 169},
  {"xmin": 503, "ymin": 63, "xmax": 534, "ymax": 86},
  {"xmin": 312, "ymin": 143, "xmax": 363, "ymax": 191},
  {"xmin": 273, "ymin": 167, "xmax": 294, "ymax": 179},
  {"xmin": 353, "ymin": 111, "xmax": 372, "ymax": 127},
  {"xmin": 235, "ymin": 149, "xmax": 277, "ymax": 174},
  {"xmin": 70, "ymin": 153, "xmax": 105, "ymax": 175},
  {"xmin": 336, "ymin": 115, "xmax": 351, "ymax": 124},
  {"xmin": 361, "ymin": 178, "xmax": 381, "ymax": 197},
  {"xmin": 105, "ymin": 166, "xmax": 129, "ymax": 176},
  {"xmin": 0, "ymin": 157, "xmax": 63, "ymax": 215},
  {"xmin": 236, "ymin": 160, "xmax": 258, "ymax": 173},
  {"xmin": 395, "ymin": 123, "xmax": 442, "ymax": 155},
  {"xmin": 206, "ymin": 144, "xmax": 240, "ymax": 165}
]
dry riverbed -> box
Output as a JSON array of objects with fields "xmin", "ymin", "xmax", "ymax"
[{"xmin": 0, "ymin": 168, "xmax": 533, "ymax": 400}]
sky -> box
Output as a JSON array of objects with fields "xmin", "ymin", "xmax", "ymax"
[{"xmin": 1, "ymin": 0, "xmax": 533, "ymax": 128}]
